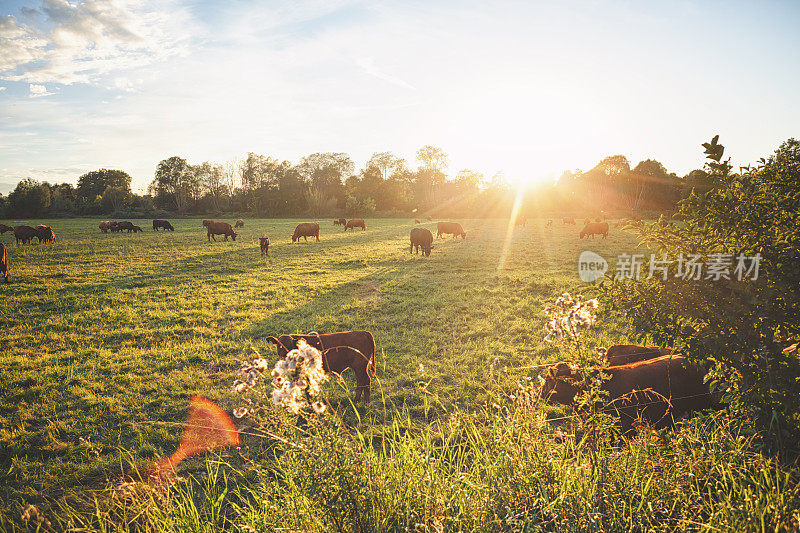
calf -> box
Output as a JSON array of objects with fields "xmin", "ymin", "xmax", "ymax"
[
  {"xmin": 153, "ymin": 219, "xmax": 175, "ymax": 231},
  {"xmin": 436, "ymin": 221, "xmax": 466, "ymax": 239},
  {"xmin": 291, "ymin": 222, "xmax": 320, "ymax": 243},
  {"xmin": 260, "ymin": 235, "xmax": 270, "ymax": 256},
  {"xmin": 410, "ymin": 227, "xmax": 434, "ymax": 256},
  {"xmin": 207, "ymin": 222, "xmax": 237, "ymax": 241},
  {"xmin": 13, "ymin": 225, "xmax": 36, "ymax": 245},
  {"xmin": 344, "ymin": 218, "xmax": 366, "ymax": 231},
  {"xmin": 579, "ymin": 222, "xmax": 609, "ymax": 239},
  {"xmin": 235, "ymin": 220, "xmax": 244, "ymax": 228},
  {"xmin": 266, "ymin": 331, "xmax": 377, "ymax": 402},
  {"xmin": 539, "ymin": 355, "xmax": 719, "ymax": 433},
  {"xmin": 0, "ymin": 243, "xmax": 8, "ymax": 283},
  {"xmin": 601, "ymin": 344, "xmax": 674, "ymax": 366},
  {"xmin": 34, "ymin": 225, "xmax": 56, "ymax": 243}
]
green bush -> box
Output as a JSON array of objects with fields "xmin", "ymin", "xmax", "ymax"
[{"xmin": 605, "ymin": 137, "xmax": 800, "ymax": 455}]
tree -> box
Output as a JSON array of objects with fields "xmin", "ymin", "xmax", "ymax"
[
  {"xmin": 102, "ymin": 186, "xmax": 128, "ymax": 212},
  {"xmin": 606, "ymin": 137, "xmax": 800, "ymax": 455},
  {"xmin": 150, "ymin": 156, "xmax": 194, "ymax": 213},
  {"xmin": 366, "ymin": 152, "xmax": 406, "ymax": 181},
  {"xmin": 8, "ymin": 178, "xmax": 51, "ymax": 216},
  {"xmin": 76, "ymin": 169, "xmax": 132, "ymax": 200},
  {"xmin": 416, "ymin": 145, "xmax": 448, "ymax": 172}
]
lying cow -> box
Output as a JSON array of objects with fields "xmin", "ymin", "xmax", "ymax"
[
  {"xmin": 539, "ymin": 355, "xmax": 719, "ymax": 433},
  {"xmin": 600, "ymin": 344, "xmax": 674, "ymax": 367},
  {"xmin": 260, "ymin": 235, "xmax": 270, "ymax": 256},
  {"xmin": 235, "ymin": 220, "xmax": 245, "ymax": 228},
  {"xmin": 207, "ymin": 221, "xmax": 237, "ymax": 241},
  {"xmin": 345, "ymin": 218, "xmax": 366, "ymax": 231},
  {"xmin": 34, "ymin": 225, "xmax": 56, "ymax": 243},
  {"xmin": 153, "ymin": 219, "xmax": 174, "ymax": 231},
  {"xmin": 436, "ymin": 221, "xmax": 466, "ymax": 239},
  {"xmin": 292, "ymin": 222, "xmax": 320, "ymax": 243},
  {"xmin": 410, "ymin": 227, "xmax": 433, "ymax": 256},
  {"xmin": 0, "ymin": 224, "xmax": 13, "ymax": 234},
  {"xmin": 579, "ymin": 221, "xmax": 609, "ymax": 239},
  {"xmin": 0, "ymin": 243, "xmax": 8, "ymax": 283},
  {"xmin": 266, "ymin": 330, "xmax": 377, "ymax": 402},
  {"xmin": 13, "ymin": 225, "xmax": 36, "ymax": 245}
]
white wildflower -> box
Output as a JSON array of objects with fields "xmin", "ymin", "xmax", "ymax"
[
  {"xmin": 233, "ymin": 407, "xmax": 248, "ymax": 418},
  {"xmin": 312, "ymin": 401, "xmax": 326, "ymax": 414}
]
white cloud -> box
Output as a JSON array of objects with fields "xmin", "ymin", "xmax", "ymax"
[
  {"xmin": 0, "ymin": 0, "xmax": 196, "ymax": 85},
  {"xmin": 0, "ymin": 86, "xmax": 6, "ymax": 91},
  {"xmin": 28, "ymin": 83, "xmax": 57, "ymax": 97}
]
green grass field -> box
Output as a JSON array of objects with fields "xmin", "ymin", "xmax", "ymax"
[
  {"xmin": 5, "ymin": 218, "xmax": 796, "ymax": 531},
  {"xmin": 0, "ymin": 218, "xmax": 635, "ymax": 501}
]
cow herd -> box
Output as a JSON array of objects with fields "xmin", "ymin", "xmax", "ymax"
[{"xmin": 99, "ymin": 220, "xmax": 143, "ymax": 233}]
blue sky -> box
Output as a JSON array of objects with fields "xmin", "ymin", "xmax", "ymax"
[{"xmin": 1, "ymin": 0, "xmax": 798, "ymax": 193}]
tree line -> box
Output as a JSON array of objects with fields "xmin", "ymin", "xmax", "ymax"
[{"xmin": 0, "ymin": 145, "xmax": 719, "ymax": 219}]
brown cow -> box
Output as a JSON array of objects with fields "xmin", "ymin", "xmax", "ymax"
[
  {"xmin": 153, "ymin": 219, "xmax": 174, "ymax": 231},
  {"xmin": 234, "ymin": 220, "xmax": 244, "ymax": 228},
  {"xmin": 539, "ymin": 355, "xmax": 719, "ymax": 433},
  {"xmin": 260, "ymin": 235, "xmax": 270, "ymax": 256},
  {"xmin": 266, "ymin": 331, "xmax": 376, "ymax": 402},
  {"xmin": 344, "ymin": 218, "xmax": 365, "ymax": 231},
  {"xmin": 99, "ymin": 221, "xmax": 113, "ymax": 233},
  {"xmin": 579, "ymin": 222, "xmax": 609, "ymax": 239},
  {"xmin": 202, "ymin": 219, "xmax": 214, "ymax": 228},
  {"xmin": 109, "ymin": 221, "xmax": 124, "ymax": 232},
  {"xmin": 333, "ymin": 218, "xmax": 346, "ymax": 226},
  {"xmin": 562, "ymin": 217, "xmax": 576, "ymax": 225},
  {"xmin": 0, "ymin": 224, "xmax": 13, "ymax": 234},
  {"xmin": 410, "ymin": 227, "xmax": 434, "ymax": 256},
  {"xmin": 601, "ymin": 344, "xmax": 674, "ymax": 367},
  {"xmin": 116, "ymin": 221, "xmax": 136, "ymax": 232},
  {"xmin": 436, "ymin": 221, "xmax": 466, "ymax": 239},
  {"xmin": 207, "ymin": 221, "xmax": 237, "ymax": 241},
  {"xmin": 291, "ymin": 222, "xmax": 320, "ymax": 243},
  {"xmin": 0, "ymin": 243, "xmax": 8, "ymax": 283},
  {"xmin": 13, "ymin": 225, "xmax": 36, "ymax": 245},
  {"xmin": 34, "ymin": 225, "xmax": 56, "ymax": 243}
]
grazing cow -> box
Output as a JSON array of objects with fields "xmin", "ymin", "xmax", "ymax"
[
  {"xmin": 344, "ymin": 218, "xmax": 366, "ymax": 231},
  {"xmin": 202, "ymin": 220, "xmax": 214, "ymax": 228},
  {"xmin": 545, "ymin": 219, "xmax": 554, "ymax": 227},
  {"xmin": 109, "ymin": 221, "xmax": 124, "ymax": 233},
  {"xmin": 562, "ymin": 217, "xmax": 576, "ymax": 225},
  {"xmin": 579, "ymin": 222, "xmax": 609, "ymax": 239},
  {"xmin": 34, "ymin": 225, "xmax": 56, "ymax": 243},
  {"xmin": 116, "ymin": 221, "xmax": 142, "ymax": 233},
  {"xmin": 602, "ymin": 344, "xmax": 674, "ymax": 367},
  {"xmin": 515, "ymin": 216, "xmax": 527, "ymax": 227},
  {"xmin": 0, "ymin": 224, "xmax": 13, "ymax": 234},
  {"xmin": 99, "ymin": 221, "xmax": 113, "ymax": 233},
  {"xmin": 131, "ymin": 225, "xmax": 143, "ymax": 233},
  {"xmin": 291, "ymin": 222, "xmax": 320, "ymax": 243},
  {"xmin": 539, "ymin": 355, "xmax": 719, "ymax": 433},
  {"xmin": 436, "ymin": 221, "xmax": 466, "ymax": 239},
  {"xmin": 13, "ymin": 225, "xmax": 36, "ymax": 245},
  {"xmin": 235, "ymin": 220, "xmax": 244, "ymax": 228},
  {"xmin": 153, "ymin": 219, "xmax": 174, "ymax": 231},
  {"xmin": 207, "ymin": 221, "xmax": 237, "ymax": 241},
  {"xmin": 410, "ymin": 227, "xmax": 434, "ymax": 256},
  {"xmin": 333, "ymin": 218, "xmax": 346, "ymax": 226},
  {"xmin": 260, "ymin": 235, "xmax": 270, "ymax": 256},
  {"xmin": 0, "ymin": 243, "xmax": 8, "ymax": 283},
  {"xmin": 266, "ymin": 330, "xmax": 377, "ymax": 402}
]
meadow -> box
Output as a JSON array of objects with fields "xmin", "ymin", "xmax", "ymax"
[{"xmin": 1, "ymin": 218, "xmax": 797, "ymax": 531}]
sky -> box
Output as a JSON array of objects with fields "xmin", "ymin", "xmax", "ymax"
[{"xmin": 0, "ymin": 0, "xmax": 798, "ymax": 194}]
